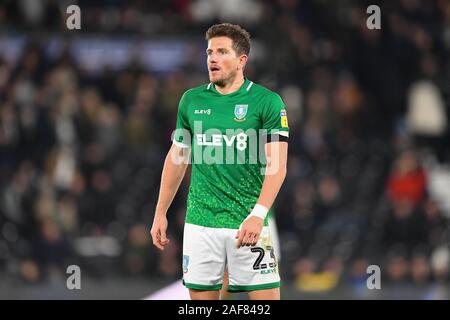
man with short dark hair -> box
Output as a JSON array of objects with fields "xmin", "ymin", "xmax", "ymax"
[{"xmin": 150, "ymin": 23, "xmax": 289, "ymax": 300}]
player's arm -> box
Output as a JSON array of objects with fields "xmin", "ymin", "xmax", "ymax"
[
  {"xmin": 151, "ymin": 89, "xmax": 191, "ymax": 250},
  {"xmin": 257, "ymin": 140, "xmax": 288, "ymax": 209},
  {"xmin": 150, "ymin": 143, "xmax": 190, "ymax": 250},
  {"xmin": 236, "ymin": 140, "xmax": 288, "ymax": 248}
]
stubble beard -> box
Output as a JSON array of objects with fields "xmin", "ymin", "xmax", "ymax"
[{"xmin": 212, "ymin": 69, "xmax": 237, "ymax": 88}]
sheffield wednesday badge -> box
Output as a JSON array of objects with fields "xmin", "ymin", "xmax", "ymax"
[{"xmin": 234, "ymin": 104, "xmax": 248, "ymax": 122}]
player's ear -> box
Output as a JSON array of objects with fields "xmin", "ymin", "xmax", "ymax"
[{"xmin": 238, "ymin": 54, "xmax": 248, "ymax": 71}]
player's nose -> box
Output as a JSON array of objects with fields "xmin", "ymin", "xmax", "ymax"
[{"xmin": 208, "ymin": 53, "xmax": 218, "ymax": 63}]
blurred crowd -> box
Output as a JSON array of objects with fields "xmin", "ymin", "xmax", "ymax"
[{"xmin": 0, "ymin": 0, "xmax": 450, "ymax": 296}]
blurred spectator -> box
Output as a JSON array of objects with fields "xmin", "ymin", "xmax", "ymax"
[
  {"xmin": 406, "ymin": 80, "xmax": 448, "ymax": 162},
  {"xmin": 431, "ymin": 246, "xmax": 449, "ymax": 284},
  {"xmin": 411, "ymin": 252, "xmax": 431, "ymax": 286},
  {"xmin": 386, "ymin": 150, "xmax": 427, "ymax": 207},
  {"xmin": 385, "ymin": 247, "xmax": 410, "ymax": 284}
]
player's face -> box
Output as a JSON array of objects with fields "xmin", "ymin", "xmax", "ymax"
[{"xmin": 206, "ymin": 37, "xmax": 246, "ymax": 87}]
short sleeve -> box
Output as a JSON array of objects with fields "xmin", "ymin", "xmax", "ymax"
[
  {"xmin": 261, "ymin": 92, "xmax": 289, "ymax": 140},
  {"xmin": 172, "ymin": 91, "xmax": 192, "ymax": 148}
]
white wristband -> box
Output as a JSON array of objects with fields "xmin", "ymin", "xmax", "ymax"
[{"xmin": 247, "ymin": 204, "xmax": 269, "ymax": 220}]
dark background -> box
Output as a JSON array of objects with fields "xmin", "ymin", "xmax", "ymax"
[{"xmin": 0, "ymin": 0, "xmax": 449, "ymax": 299}]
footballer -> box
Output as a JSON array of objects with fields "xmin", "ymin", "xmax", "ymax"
[{"xmin": 150, "ymin": 23, "xmax": 288, "ymax": 300}]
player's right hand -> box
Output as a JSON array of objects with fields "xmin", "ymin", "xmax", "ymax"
[{"xmin": 150, "ymin": 214, "xmax": 170, "ymax": 251}]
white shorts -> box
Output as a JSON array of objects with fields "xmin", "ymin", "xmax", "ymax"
[{"xmin": 182, "ymin": 223, "xmax": 281, "ymax": 292}]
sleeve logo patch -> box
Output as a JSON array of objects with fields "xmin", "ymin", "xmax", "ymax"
[{"xmin": 280, "ymin": 109, "xmax": 288, "ymax": 128}]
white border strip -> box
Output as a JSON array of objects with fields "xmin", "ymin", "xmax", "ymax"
[
  {"xmin": 274, "ymin": 131, "xmax": 289, "ymax": 137},
  {"xmin": 246, "ymin": 81, "xmax": 253, "ymax": 91}
]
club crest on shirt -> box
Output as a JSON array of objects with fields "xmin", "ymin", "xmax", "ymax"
[{"xmin": 234, "ymin": 104, "xmax": 248, "ymax": 122}]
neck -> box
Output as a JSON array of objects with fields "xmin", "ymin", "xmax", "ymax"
[{"xmin": 215, "ymin": 73, "xmax": 245, "ymax": 95}]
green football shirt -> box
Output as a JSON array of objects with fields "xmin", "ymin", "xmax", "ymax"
[{"xmin": 173, "ymin": 78, "xmax": 289, "ymax": 229}]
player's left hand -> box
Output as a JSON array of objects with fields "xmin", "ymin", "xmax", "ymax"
[{"xmin": 236, "ymin": 216, "xmax": 264, "ymax": 248}]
